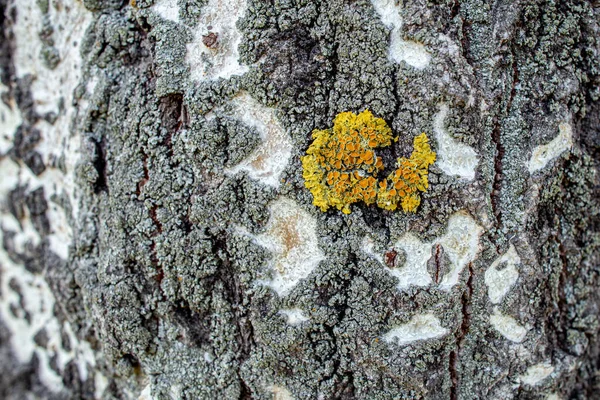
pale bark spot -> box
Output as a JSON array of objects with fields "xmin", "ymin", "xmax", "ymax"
[
  {"xmin": 386, "ymin": 233, "xmax": 433, "ymax": 290},
  {"xmin": 437, "ymin": 212, "xmax": 484, "ymax": 290},
  {"xmin": 0, "ymin": 239, "xmax": 100, "ymax": 392},
  {"xmin": 383, "ymin": 313, "xmax": 448, "ymax": 345},
  {"xmin": 485, "ymin": 244, "xmax": 520, "ymax": 304},
  {"xmin": 0, "ymin": 83, "xmax": 21, "ymax": 154},
  {"xmin": 366, "ymin": 211, "xmax": 483, "ymax": 291},
  {"xmin": 433, "ymin": 104, "xmax": 479, "ymax": 180},
  {"xmin": 152, "ymin": 0, "xmax": 180, "ymax": 23},
  {"xmin": 371, "ymin": 0, "xmax": 431, "ymax": 69},
  {"xmin": 224, "ymin": 93, "xmax": 293, "ymax": 188},
  {"xmin": 139, "ymin": 384, "xmax": 153, "ymax": 400},
  {"xmin": 186, "ymin": 0, "xmax": 249, "ymax": 81},
  {"xmin": 490, "ymin": 309, "xmax": 529, "ymax": 343},
  {"xmin": 279, "ymin": 308, "xmax": 310, "ymax": 326},
  {"xmin": 361, "ymin": 236, "xmax": 385, "ymax": 265},
  {"xmin": 528, "ymin": 122, "xmax": 573, "ymax": 173},
  {"xmin": 269, "ymin": 384, "xmax": 295, "ymax": 400},
  {"xmin": 519, "ymin": 363, "xmax": 554, "ymax": 386},
  {"xmin": 237, "ymin": 198, "xmax": 325, "ymax": 296}
]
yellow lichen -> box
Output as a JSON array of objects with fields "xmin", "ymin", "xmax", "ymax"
[
  {"xmin": 301, "ymin": 110, "xmax": 435, "ymax": 214},
  {"xmin": 377, "ymin": 133, "xmax": 436, "ymax": 212}
]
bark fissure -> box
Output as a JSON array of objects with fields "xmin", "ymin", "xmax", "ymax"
[
  {"xmin": 490, "ymin": 116, "xmax": 504, "ymax": 228},
  {"xmin": 434, "ymin": 243, "xmax": 442, "ymax": 284},
  {"xmin": 93, "ymin": 137, "xmax": 109, "ymax": 194},
  {"xmin": 136, "ymin": 149, "xmax": 149, "ymax": 195},
  {"xmin": 450, "ymin": 262, "xmax": 474, "ymax": 400},
  {"xmin": 1, "ymin": 0, "xmax": 599, "ymax": 398},
  {"xmin": 209, "ymin": 233, "xmax": 256, "ymax": 399}
]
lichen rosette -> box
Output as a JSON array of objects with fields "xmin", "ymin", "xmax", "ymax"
[{"xmin": 302, "ymin": 110, "xmax": 436, "ymax": 214}]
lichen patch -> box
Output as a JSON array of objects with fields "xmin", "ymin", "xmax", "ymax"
[
  {"xmin": 484, "ymin": 244, "xmax": 520, "ymax": 304},
  {"xmin": 383, "ymin": 313, "xmax": 448, "ymax": 345},
  {"xmin": 186, "ymin": 0, "xmax": 249, "ymax": 81},
  {"xmin": 528, "ymin": 122, "xmax": 573, "ymax": 174},
  {"xmin": 433, "ymin": 104, "xmax": 479, "ymax": 180},
  {"xmin": 301, "ymin": 110, "xmax": 435, "ymax": 214},
  {"xmin": 224, "ymin": 93, "xmax": 293, "ymax": 188}
]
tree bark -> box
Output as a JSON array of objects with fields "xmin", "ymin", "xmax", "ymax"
[{"xmin": 1, "ymin": 0, "xmax": 599, "ymax": 399}]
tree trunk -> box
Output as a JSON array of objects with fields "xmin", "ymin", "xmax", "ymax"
[{"xmin": 1, "ymin": 0, "xmax": 599, "ymax": 399}]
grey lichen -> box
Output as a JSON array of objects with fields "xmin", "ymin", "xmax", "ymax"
[
  {"xmin": 1, "ymin": 0, "xmax": 599, "ymax": 398},
  {"xmin": 66, "ymin": 0, "xmax": 600, "ymax": 397}
]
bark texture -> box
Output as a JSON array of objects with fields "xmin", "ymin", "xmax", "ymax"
[{"xmin": 0, "ymin": 0, "xmax": 599, "ymax": 399}]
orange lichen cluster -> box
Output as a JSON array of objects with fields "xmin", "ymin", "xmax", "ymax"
[
  {"xmin": 301, "ymin": 110, "xmax": 435, "ymax": 214},
  {"xmin": 377, "ymin": 133, "xmax": 436, "ymax": 212}
]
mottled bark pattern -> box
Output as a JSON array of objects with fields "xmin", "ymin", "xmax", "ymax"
[{"xmin": 0, "ymin": 0, "xmax": 599, "ymax": 399}]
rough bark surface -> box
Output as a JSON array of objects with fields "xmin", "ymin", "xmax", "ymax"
[{"xmin": 0, "ymin": 0, "xmax": 599, "ymax": 399}]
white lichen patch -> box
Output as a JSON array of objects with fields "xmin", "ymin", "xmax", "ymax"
[
  {"xmin": 224, "ymin": 93, "xmax": 292, "ymax": 188},
  {"xmin": 151, "ymin": 0, "xmax": 180, "ymax": 23},
  {"xmin": 186, "ymin": 0, "xmax": 249, "ymax": 81},
  {"xmin": 370, "ymin": 0, "xmax": 431, "ymax": 69},
  {"xmin": 387, "ymin": 233, "xmax": 433, "ymax": 290},
  {"xmin": 519, "ymin": 363, "xmax": 554, "ymax": 386},
  {"xmin": 437, "ymin": 212, "xmax": 484, "ymax": 290},
  {"xmin": 279, "ymin": 308, "xmax": 310, "ymax": 326},
  {"xmin": 484, "ymin": 244, "xmax": 521, "ymax": 304},
  {"xmin": 383, "ymin": 313, "xmax": 448, "ymax": 345},
  {"xmin": 490, "ymin": 310, "xmax": 529, "ymax": 343},
  {"xmin": 245, "ymin": 198, "xmax": 325, "ymax": 296},
  {"xmin": 528, "ymin": 122, "xmax": 573, "ymax": 174},
  {"xmin": 433, "ymin": 104, "xmax": 479, "ymax": 180}
]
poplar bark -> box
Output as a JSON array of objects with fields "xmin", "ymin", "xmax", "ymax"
[{"xmin": 0, "ymin": 0, "xmax": 599, "ymax": 399}]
